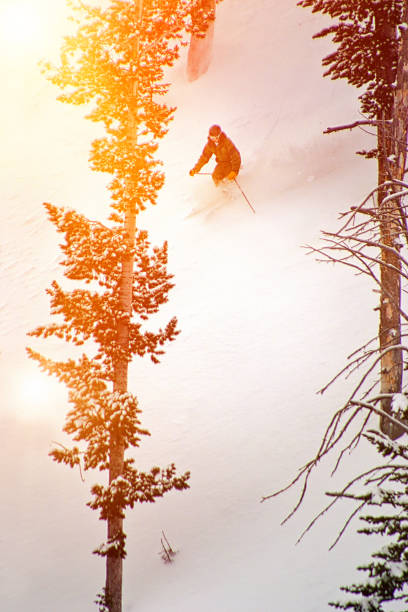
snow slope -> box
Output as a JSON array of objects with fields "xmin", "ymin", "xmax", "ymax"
[{"xmin": 1, "ymin": 1, "xmax": 386, "ymax": 610}]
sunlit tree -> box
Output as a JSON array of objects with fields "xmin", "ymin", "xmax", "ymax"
[
  {"xmin": 187, "ymin": 0, "xmax": 216, "ymax": 81},
  {"xmin": 28, "ymin": 1, "xmax": 217, "ymax": 610}
]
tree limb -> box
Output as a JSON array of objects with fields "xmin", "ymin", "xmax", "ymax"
[{"xmin": 324, "ymin": 120, "xmax": 392, "ymax": 135}]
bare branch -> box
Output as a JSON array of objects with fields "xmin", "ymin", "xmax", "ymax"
[
  {"xmin": 295, "ymin": 464, "xmax": 399, "ymax": 547},
  {"xmin": 328, "ymin": 501, "xmax": 367, "ymax": 550},
  {"xmin": 262, "ymin": 346, "xmax": 408, "ymax": 510},
  {"xmin": 324, "ymin": 120, "xmax": 392, "ymax": 134},
  {"xmin": 349, "ymin": 399, "xmax": 408, "ymax": 435}
]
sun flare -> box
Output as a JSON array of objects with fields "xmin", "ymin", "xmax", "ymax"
[
  {"xmin": 19, "ymin": 373, "xmax": 50, "ymax": 406},
  {"xmin": 0, "ymin": 2, "xmax": 43, "ymax": 49},
  {"xmin": 8, "ymin": 363, "xmax": 64, "ymax": 420}
]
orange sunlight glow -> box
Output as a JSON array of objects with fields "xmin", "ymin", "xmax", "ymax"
[
  {"xmin": 15, "ymin": 370, "xmax": 59, "ymax": 419},
  {"xmin": 0, "ymin": 2, "xmax": 43, "ymax": 49}
]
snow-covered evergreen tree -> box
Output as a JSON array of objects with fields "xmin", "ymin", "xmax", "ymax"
[
  {"xmin": 274, "ymin": 2, "xmax": 408, "ymax": 610},
  {"xmin": 187, "ymin": 0, "xmax": 216, "ymax": 81},
  {"xmin": 297, "ymin": 0, "xmax": 403, "ymax": 120},
  {"xmin": 28, "ymin": 2, "xmax": 217, "ymax": 610},
  {"xmin": 329, "ymin": 425, "xmax": 408, "ymax": 611},
  {"xmin": 298, "ymin": 0, "xmax": 406, "ymax": 436}
]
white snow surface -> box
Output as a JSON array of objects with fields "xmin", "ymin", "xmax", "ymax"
[
  {"xmin": 0, "ymin": 1, "xmax": 391, "ymax": 610},
  {"xmin": 392, "ymin": 393, "xmax": 408, "ymax": 414}
]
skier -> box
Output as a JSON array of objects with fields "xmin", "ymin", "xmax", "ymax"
[{"xmin": 189, "ymin": 124, "xmax": 241, "ymax": 186}]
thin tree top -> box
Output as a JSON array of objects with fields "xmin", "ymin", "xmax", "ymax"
[
  {"xmin": 43, "ymin": 0, "xmax": 222, "ymax": 217},
  {"xmin": 298, "ymin": 0, "xmax": 404, "ymax": 117}
]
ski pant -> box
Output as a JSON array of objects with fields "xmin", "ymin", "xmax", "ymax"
[{"xmin": 212, "ymin": 160, "xmax": 240, "ymax": 185}]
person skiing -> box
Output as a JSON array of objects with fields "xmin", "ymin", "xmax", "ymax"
[{"xmin": 189, "ymin": 124, "xmax": 241, "ymax": 186}]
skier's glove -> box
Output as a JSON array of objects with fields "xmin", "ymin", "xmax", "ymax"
[
  {"xmin": 227, "ymin": 171, "xmax": 237, "ymax": 180},
  {"xmin": 189, "ymin": 168, "xmax": 197, "ymax": 176}
]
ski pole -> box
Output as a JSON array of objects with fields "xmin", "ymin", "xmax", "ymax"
[
  {"xmin": 195, "ymin": 173, "xmax": 256, "ymax": 214},
  {"xmin": 234, "ymin": 178, "xmax": 256, "ymax": 214}
]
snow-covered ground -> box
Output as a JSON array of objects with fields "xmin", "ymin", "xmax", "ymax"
[{"xmin": 1, "ymin": 1, "xmax": 387, "ymax": 610}]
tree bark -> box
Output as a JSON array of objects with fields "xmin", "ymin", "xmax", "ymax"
[
  {"xmin": 187, "ymin": 0, "xmax": 215, "ymax": 81},
  {"xmin": 106, "ymin": 3, "xmax": 143, "ymax": 609},
  {"xmin": 377, "ymin": 8, "xmax": 407, "ymax": 439},
  {"xmin": 378, "ymin": 170, "xmax": 403, "ymax": 439}
]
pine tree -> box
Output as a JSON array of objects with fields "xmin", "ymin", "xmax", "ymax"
[
  {"xmin": 329, "ymin": 427, "xmax": 408, "ymax": 611},
  {"xmin": 29, "ymin": 1, "xmax": 216, "ymax": 610},
  {"xmin": 187, "ymin": 0, "xmax": 217, "ymax": 81},
  {"xmin": 298, "ymin": 0, "xmax": 405, "ymax": 438},
  {"xmin": 267, "ymin": 3, "xmax": 408, "ymax": 610},
  {"xmin": 298, "ymin": 0, "xmax": 402, "ymax": 119}
]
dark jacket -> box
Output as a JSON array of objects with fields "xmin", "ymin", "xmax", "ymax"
[{"xmin": 194, "ymin": 132, "xmax": 241, "ymax": 173}]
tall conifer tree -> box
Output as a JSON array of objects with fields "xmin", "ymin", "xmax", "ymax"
[
  {"xmin": 291, "ymin": 1, "xmax": 408, "ymax": 609},
  {"xmin": 298, "ymin": 0, "xmax": 405, "ymax": 438},
  {"xmin": 28, "ymin": 1, "xmax": 217, "ymax": 610}
]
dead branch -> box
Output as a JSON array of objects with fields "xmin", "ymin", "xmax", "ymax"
[
  {"xmin": 349, "ymin": 207, "xmax": 376, "ymax": 216},
  {"xmin": 331, "ymin": 410, "xmax": 372, "ymax": 476},
  {"xmin": 296, "ymin": 461, "xmax": 405, "ymax": 549},
  {"xmin": 295, "ymin": 465, "xmax": 393, "ymax": 544},
  {"xmin": 330, "ymin": 501, "xmax": 367, "ymax": 550},
  {"xmin": 324, "ymin": 119, "xmax": 392, "ymax": 134},
  {"xmin": 264, "ymin": 168, "xmax": 408, "ymax": 552},
  {"xmin": 335, "ymin": 180, "xmax": 408, "ymax": 234},
  {"xmin": 262, "ymin": 346, "xmax": 408, "ymax": 511},
  {"xmin": 349, "ymin": 399, "xmax": 408, "ymax": 435},
  {"xmin": 158, "ymin": 531, "xmax": 177, "ymax": 564}
]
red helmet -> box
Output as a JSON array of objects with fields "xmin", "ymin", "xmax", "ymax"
[{"xmin": 209, "ymin": 124, "xmax": 221, "ymax": 137}]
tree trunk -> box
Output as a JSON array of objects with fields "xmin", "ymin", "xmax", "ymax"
[
  {"xmin": 106, "ymin": 437, "xmax": 125, "ymax": 612},
  {"xmin": 392, "ymin": 3, "xmax": 408, "ymax": 188},
  {"xmin": 106, "ymin": 2, "xmax": 143, "ymax": 609},
  {"xmin": 377, "ymin": 10, "xmax": 406, "ymax": 439},
  {"xmin": 106, "ymin": 216, "xmax": 135, "ymax": 611},
  {"xmin": 187, "ymin": 0, "xmax": 215, "ymax": 81},
  {"xmin": 378, "ymin": 162, "xmax": 403, "ymax": 439}
]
